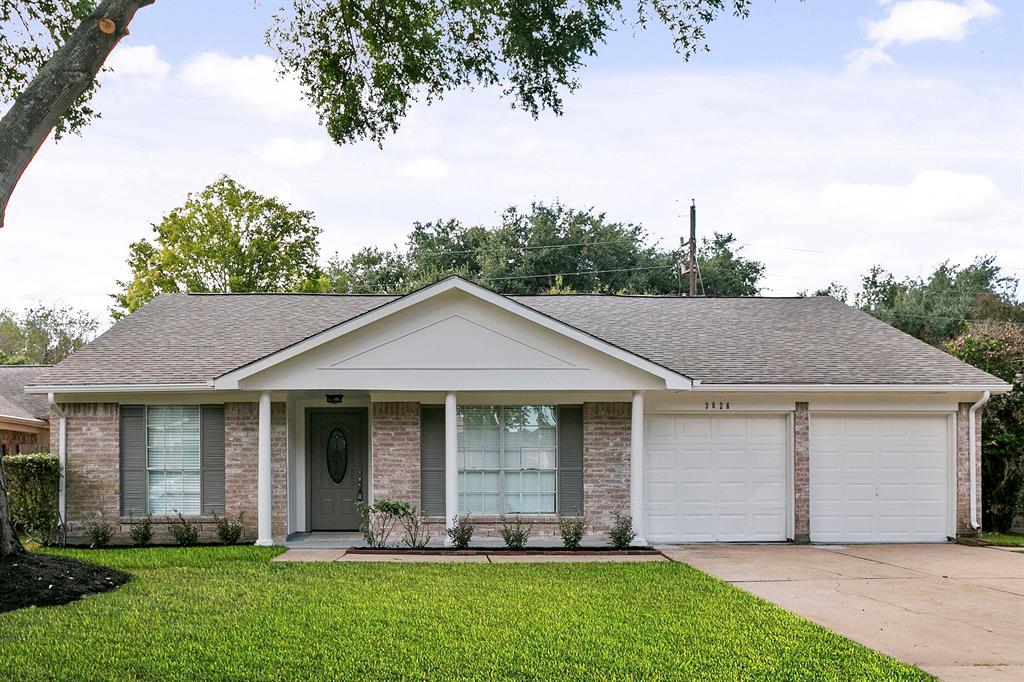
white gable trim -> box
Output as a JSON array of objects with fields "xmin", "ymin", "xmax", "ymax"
[{"xmin": 213, "ymin": 277, "xmax": 693, "ymax": 390}]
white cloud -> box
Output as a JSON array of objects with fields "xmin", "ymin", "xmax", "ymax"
[
  {"xmin": 867, "ymin": 0, "xmax": 999, "ymax": 46},
  {"xmin": 254, "ymin": 137, "xmax": 329, "ymax": 167},
  {"xmin": 105, "ymin": 45, "xmax": 171, "ymax": 88},
  {"xmin": 848, "ymin": 0, "xmax": 999, "ymax": 74},
  {"xmin": 396, "ymin": 157, "xmax": 450, "ymax": 182},
  {"xmin": 820, "ymin": 170, "xmax": 1008, "ymax": 227},
  {"xmin": 181, "ymin": 53, "xmax": 311, "ymax": 122}
]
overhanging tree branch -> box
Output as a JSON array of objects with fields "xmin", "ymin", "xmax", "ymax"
[{"xmin": 0, "ymin": 0, "xmax": 155, "ymax": 229}]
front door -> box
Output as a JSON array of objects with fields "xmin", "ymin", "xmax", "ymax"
[{"xmin": 309, "ymin": 408, "xmax": 367, "ymax": 530}]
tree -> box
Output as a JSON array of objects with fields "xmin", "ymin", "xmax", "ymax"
[
  {"xmin": 947, "ymin": 322, "xmax": 1024, "ymax": 533},
  {"xmin": 0, "ymin": 304, "xmax": 98, "ymax": 364},
  {"xmin": 111, "ymin": 176, "xmax": 324, "ymax": 317},
  {"xmin": 856, "ymin": 257, "xmax": 1023, "ymax": 346},
  {"xmin": 325, "ymin": 202, "xmax": 765, "ymax": 296},
  {"xmin": 0, "ymin": 0, "xmax": 753, "ymax": 227}
]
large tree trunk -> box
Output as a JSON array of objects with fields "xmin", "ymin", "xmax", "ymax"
[
  {"xmin": 0, "ymin": 0, "xmax": 155, "ymax": 228},
  {"xmin": 0, "ymin": 457, "xmax": 24, "ymax": 556}
]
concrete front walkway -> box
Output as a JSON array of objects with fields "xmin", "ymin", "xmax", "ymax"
[
  {"xmin": 661, "ymin": 543, "xmax": 1024, "ymax": 682},
  {"xmin": 273, "ymin": 548, "xmax": 667, "ymax": 563}
]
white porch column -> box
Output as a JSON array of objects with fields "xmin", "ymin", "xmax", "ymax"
[
  {"xmin": 630, "ymin": 391, "xmax": 647, "ymax": 545},
  {"xmin": 444, "ymin": 392, "xmax": 458, "ymax": 544},
  {"xmin": 256, "ymin": 391, "xmax": 273, "ymax": 546}
]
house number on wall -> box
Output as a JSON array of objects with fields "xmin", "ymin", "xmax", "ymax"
[{"xmin": 704, "ymin": 401, "xmax": 731, "ymax": 410}]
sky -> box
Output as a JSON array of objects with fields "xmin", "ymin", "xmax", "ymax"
[{"xmin": 1, "ymin": 0, "xmax": 1022, "ymax": 327}]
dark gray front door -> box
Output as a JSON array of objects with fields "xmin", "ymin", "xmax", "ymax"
[{"xmin": 309, "ymin": 408, "xmax": 367, "ymax": 530}]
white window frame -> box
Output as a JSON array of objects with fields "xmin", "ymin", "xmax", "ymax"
[
  {"xmin": 145, "ymin": 405, "xmax": 203, "ymax": 516},
  {"xmin": 457, "ymin": 405, "xmax": 558, "ymax": 515}
]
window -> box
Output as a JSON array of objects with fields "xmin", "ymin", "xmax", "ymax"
[
  {"xmin": 146, "ymin": 406, "xmax": 201, "ymax": 515},
  {"xmin": 458, "ymin": 405, "xmax": 557, "ymax": 515}
]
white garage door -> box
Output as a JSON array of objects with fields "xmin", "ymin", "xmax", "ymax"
[
  {"xmin": 810, "ymin": 414, "xmax": 950, "ymax": 543},
  {"xmin": 645, "ymin": 414, "xmax": 789, "ymax": 543}
]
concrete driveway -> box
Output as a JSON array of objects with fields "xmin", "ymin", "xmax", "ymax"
[{"xmin": 660, "ymin": 544, "xmax": 1024, "ymax": 682}]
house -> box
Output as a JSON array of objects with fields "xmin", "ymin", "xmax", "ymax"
[
  {"xmin": 25, "ymin": 277, "xmax": 1011, "ymax": 545},
  {"xmin": 0, "ymin": 365, "xmax": 52, "ymax": 457}
]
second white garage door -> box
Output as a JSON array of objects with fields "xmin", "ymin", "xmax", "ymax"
[
  {"xmin": 810, "ymin": 414, "xmax": 951, "ymax": 543},
  {"xmin": 645, "ymin": 414, "xmax": 789, "ymax": 543}
]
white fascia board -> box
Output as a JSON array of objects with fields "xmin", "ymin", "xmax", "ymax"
[
  {"xmin": 0, "ymin": 414, "xmax": 48, "ymax": 427},
  {"xmin": 25, "ymin": 382, "xmax": 215, "ymax": 395},
  {"xmin": 692, "ymin": 383, "xmax": 1013, "ymax": 394},
  {"xmin": 213, "ymin": 277, "xmax": 693, "ymax": 390}
]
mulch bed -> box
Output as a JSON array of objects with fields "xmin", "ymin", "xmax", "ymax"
[
  {"xmin": 347, "ymin": 546, "xmax": 661, "ymax": 556},
  {"xmin": 0, "ymin": 552, "xmax": 131, "ymax": 613}
]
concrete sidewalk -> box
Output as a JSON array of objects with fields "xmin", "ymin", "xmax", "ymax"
[
  {"xmin": 272, "ymin": 548, "xmax": 667, "ymax": 563},
  {"xmin": 661, "ymin": 543, "xmax": 1024, "ymax": 682}
]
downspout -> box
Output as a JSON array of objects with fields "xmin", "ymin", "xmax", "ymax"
[
  {"xmin": 968, "ymin": 391, "xmax": 990, "ymax": 531},
  {"xmin": 48, "ymin": 393, "xmax": 66, "ymax": 526}
]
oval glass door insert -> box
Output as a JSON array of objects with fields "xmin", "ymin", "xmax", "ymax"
[{"xmin": 326, "ymin": 428, "xmax": 348, "ymax": 484}]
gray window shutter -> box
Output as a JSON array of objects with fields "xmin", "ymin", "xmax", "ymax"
[
  {"xmin": 119, "ymin": 405, "xmax": 147, "ymax": 516},
  {"xmin": 420, "ymin": 406, "xmax": 446, "ymax": 516},
  {"xmin": 200, "ymin": 405, "xmax": 225, "ymax": 516},
  {"xmin": 557, "ymin": 405, "xmax": 584, "ymax": 515}
]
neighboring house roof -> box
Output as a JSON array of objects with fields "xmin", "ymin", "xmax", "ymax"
[
  {"xmin": 0, "ymin": 365, "xmax": 52, "ymax": 420},
  {"xmin": 28, "ymin": 280, "xmax": 1005, "ymax": 389}
]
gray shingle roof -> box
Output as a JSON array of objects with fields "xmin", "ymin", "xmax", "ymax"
[
  {"xmin": 30, "ymin": 290, "xmax": 1003, "ymax": 388},
  {"xmin": 0, "ymin": 366, "xmax": 53, "ymax": 419}
]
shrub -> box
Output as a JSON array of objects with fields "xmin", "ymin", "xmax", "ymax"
[
  {"xmin": 214, "ymin": 512, "xmax": 244, "ymax": 545},
  {"xmin": 500, "ymin": 515, "xmax": 531, "ymax": 550},
  {"xmin": 446, "ymin": 514, "xmax": 474, "ymax": 549},
  {"xmin": 357, "ymin": 498, "xmax": 411, "ymax": 548},
  {"xmin": 85, "ymin": 518, "xmax": 113, "ymax": 548},
  {"xmin": 168, "ymin": 511, "xmax": 199, "ymax": 546},
  {"xmin": 128, "ymin": 513, "xmax": 153, "ymax": 547},
  {"xmin": 399, "ymin": 506, "xmax": 432, "ymax": 548},
  {"xmin": 2, "ymin": 453, "xmax": 62, "ymax": 545},
  {"xmin": 557, "ymin": 512, "xmax": 586, "ymax": 550},
  {"xmin": 609, "ymin": 513, "xmax": 637, "ymax": 550}
]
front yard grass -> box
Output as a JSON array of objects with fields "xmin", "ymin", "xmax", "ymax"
[
  {"xmin": 982, "ymin": 532, "xmax": 1024, "ymax": 547},
  {"xmin": 0, "ymin": 546, "xmax": 929, "ymax": 681}
]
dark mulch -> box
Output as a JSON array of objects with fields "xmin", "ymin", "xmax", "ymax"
[
  {"xmin": 0, "ymin": 552, "xmax": 131, "ymax": 613},
  {"xmin": 347, "ymin": 546, "xmax": 661, "ymax": 555}
]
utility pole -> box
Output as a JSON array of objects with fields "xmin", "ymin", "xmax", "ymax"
[{"xmin": 688, "ymin": 200, "xmax": 697, "ymax": 296}]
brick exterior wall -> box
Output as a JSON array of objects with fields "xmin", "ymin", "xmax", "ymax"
[
  {"xmin": 793, "ymin": 402, "xmax": 810, "ymax": 543},
  {"xmin": 956, "ymin": 402, "xmax": 983, "ymax": 537},
  {"xmin": 57, "ymin": 403, "xmax": 120, "ymax": 536},
  {"xmin": 224, "ymin": 402, "xmax": 288, "ymax": 541},
  {"xmin": 0, "ymin": 427, "xmax": 45, "ymax": 456},
  {"xmin": 371, "ymin": 402, "xmax": 421, "ymax": 507},
  {"xmin": 583, "ymin": 402, "xmax": 631, "ymax": 533}
]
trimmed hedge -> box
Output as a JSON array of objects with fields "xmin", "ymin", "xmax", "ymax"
[{"xmin": 2, "ymin": 452, "xmax": 62, "ymax": 545}]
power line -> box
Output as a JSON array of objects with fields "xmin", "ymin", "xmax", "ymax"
[
  {"xmin": 479, "ymin": 264, "xmax": 674, "ymax": 282},
  {"xmin": 410, "ymin": 237, "xmax": 645, "ymax": 257}
]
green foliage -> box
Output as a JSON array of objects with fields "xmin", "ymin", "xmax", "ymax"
[
  {"xmin": 128, "ymin": 513, "xmax": 152, "ymax": 547},
  {"xmin": 398, "ymin": 506, "xmax": 432, "ymax": 549},
  {"xmin": 356, "ymin": 497, "xmax": 411, "ymax": 548},
  {"xmin": 325, "ymin": 203, "xmax": 765, "ymax": 296},
  {"xmin": 85, "ymin": 518, "xmax": 113, "ymax": 548},
  {"xmin": 446, "ymin": 514, "xmax": 474, "ymax": 549},
  {"xmin": 168, "ymin": 512, "xmax": 199, "ymax": 547},
  {"xmin": 0, "ymin": 0, "xmax": 100, "ymax": 139},
  {"xmin": 0, "ymin": 303, "xmax": 97, "ymax": 364},
  {"xmin": 111, "ymin": 176, "xmax": 325, "ymax": 318},
  {"xmin": 609, "ymin": 513, "xmax": 637, "ymax": 549},
  {"xmin": 981, "ymin": 532, "xmax": 1024, "ymax": 547},
  {"xmin": 557, "ymin": 512, "xmax": 585, "ymax": 550},
  {"xmin": 947, "ymin": 322, "xmax": 1024, "ymax": 532},
  {"xmin": 2, "ymin": 453, "xmax": 61, "ymax": 544},
  {"xmin": 269, "ymin": 1, "xmax": 751, "ymax": 146},
  {"xmin": 499, "ymin": 515, "xmax": 531, "ymax": 550},
  {"xmin": 856, "ymin": 256, "xmax": 1023, "ymax": 347},
  {"xmin": 0, "ymin": 546, "xmax": 929, "ymax": 680},
  {"xmin": 214, "ymin": 512, "xmax": 245, "ymax": 545}
]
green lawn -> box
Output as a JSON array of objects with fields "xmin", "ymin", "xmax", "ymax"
[
  {"xmin": 0, "ymin": 547, "xmax": 929, "ymax": 681},
  {"xmin": 982, "ymin": 532, "xmax": 1024, "ymax": 547}
]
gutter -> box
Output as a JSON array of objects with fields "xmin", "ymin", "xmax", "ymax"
[
  {"xmin": 690, "ymin": 383, "xmax": 1012, "ymax": 393},
  {"xmin": 48, "ymin": 393, "xmax": 66, "ymax": 527},
  {"xmin": 26, "ymin": 382, "xmax": 214, "ymax": 395},
  {"xmin": 968, "ymin": 391, "xmax": 991, "ymax": 531}
]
